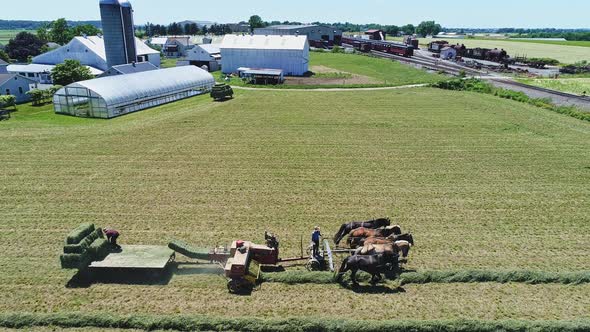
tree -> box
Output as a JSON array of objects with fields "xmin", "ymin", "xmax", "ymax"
[
  {"xmin": 5, "ymin": 31, "xmax": 46, "ymax": 61},
  {"xmin": 384, "ymin": 25, "xmax": 400, "ymax": 37},
  {"xmin": 71, "ymin": 24, "xmax": 101, "ymax": 37},
  {"xmin": 51, "ymin": 60, "xmax": 93, "ymax": 86},
  {"xmin": 168, "ymin": 22, "xmax": 182, "ymax": 35},
  {"xmin": 416, "ymin": 21, "xmax": 442, "ymax": 37},
  {"xmin": 248, "ymin": 15, "xmax": 264, "ymax": 31},
  {"xmin": 0, "ymin": 49, "xmax": 9, "ymax": 63},
  {"xmin": 36, "ymin": 23, "xmax": 51, "ymax": 42},
  {"xmin": 50, "ymin": 18, "xmax": 72, "ymax": 45},
  {"xmin": 401, "ymin": 24, "xmax": 416, "ymax": 35}
]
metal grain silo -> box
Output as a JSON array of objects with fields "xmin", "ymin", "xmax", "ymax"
[{"xmin": 99, "ymin": 0, "xmax": 137, "ymax": 68}]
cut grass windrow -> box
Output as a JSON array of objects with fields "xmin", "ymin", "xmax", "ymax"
[
  {"xmin": 261, "ymin": 270, "xmax": 590, "ymax": 285},
  {"xmin": 1, "ymin": 313, "xmax": 589, "ymax": 332}
]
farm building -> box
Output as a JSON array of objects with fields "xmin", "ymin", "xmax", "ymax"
[
  {"xmin": 0, "ymin": 59, "xmax": 7, "ymax": 74},
  {"xmin": 365, "ymin": 29, "xmax": 386, "ymax": 40},
  {"xmin": 179, "ymin": 44, "xmax": 221, "ymax": 71},
  {"xmin": 53, "ymin": 66, "xmax": 215, "ymax": 119},
  {"xmin": 149, "ymin": 36, "xmax": 194, "ymax": 57},
  {"xmin": 0, "ymin": 74, "xmax": 36, "ymax": 103},
  {"xmin": 254, "ymin": 25, "xmax": 342, "ymax": 46},
  {"xmin": 220, "ymin": 35, "xmax": 309, "ymax": 76},
  {"xmin": 7, "ymin": 63, "xmax": 104, "ymax": 84},
  {"xmin": 31, "ymin": 35, "xmax": 160, "ymax": 73},
  {"xmin": 98, "ymin": 62, "xmax": 158, "ymax": 77},
  {"xmin": 440, "ymin": 47, "xmax": 457, "ymax": 60}
]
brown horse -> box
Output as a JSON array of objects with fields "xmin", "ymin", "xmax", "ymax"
[
  {"xmin": 332, "ymin": 218, "xmax": 391, "ymax": 245},
  {"xmin": 354, "ymin": 240, "xmax": 411, "ymax": 259},
  {"xmin": 346, "ymin": 226, "xmax": 402, "ymax": 248},
  {"xmin": 359, "ymin": 233, "xmax": 414, "ymax": 247}
]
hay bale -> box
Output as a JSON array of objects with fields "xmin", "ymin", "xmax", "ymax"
[
  {"xmin": 66, "ymin": 223, "xmax": 95, "ymax": 245},
  {"xmin": 88, "ymin": 238, "xmax": 110, "ymax": 261},
  {"xmin": 60, "ymin": 252, "xmax": 91, "ymax": 269}
]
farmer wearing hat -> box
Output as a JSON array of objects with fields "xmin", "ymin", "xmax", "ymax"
[{"xmin": 311, "ymin": 226, "xmax": 322, "ymax": 257}]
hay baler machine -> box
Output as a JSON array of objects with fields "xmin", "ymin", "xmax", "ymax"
[{"xmin": 170, "ymin": 231, "xmax": 335, "ymax": 294}]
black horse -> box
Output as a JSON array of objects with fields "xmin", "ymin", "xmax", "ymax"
[
  {"xmin": 333, "ymin": 217, "xmax": 391, "ymax": 245},
  {"xmin": 335, "ymin": 253, "xmax": 398, "ymax": 285}
]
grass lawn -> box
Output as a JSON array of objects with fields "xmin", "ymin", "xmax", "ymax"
[
  {"xmin": 517, "ymin": 77, "xmax": 590, "ymax": 96},
  {"xmin": 218, "ymin": 52, "xmax": 448, "ymax": 88},
  {"xmin": 0, "ymin": 88, "xmax": 589, "ymax": 323},
  {"xmin": 391, "ymin": 37, "xmax": 590, "ymax": 64},
  {"xmin": 160, "ymin": 57, "xmax": 176, "ymax": 68}
]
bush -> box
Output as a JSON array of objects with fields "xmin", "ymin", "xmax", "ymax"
[
  {"xmin": 331, "ymin": 45, "xmax": 345, "ymax": 54},
  {"xmin": 0, "ymin": 95, "xmax": 16, "ymax": 110},
  {"xmin": 65, "ymin": 223, "xmax": 95, "ymax": 245}
]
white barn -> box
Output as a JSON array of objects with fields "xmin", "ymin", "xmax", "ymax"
[
  {"xmin": 220, "ymin": 35, "xmax": 309, "ymax": 76},
  {"xmin": 32, "ymin": 35, "xmax": 160, "ymax": 72}
]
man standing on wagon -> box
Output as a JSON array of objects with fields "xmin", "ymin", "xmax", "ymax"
[{"xmin": 311, "ymin": 226, "xmax": 322, "ymax": 257}]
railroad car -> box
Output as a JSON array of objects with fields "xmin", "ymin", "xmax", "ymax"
[{"xmin": 341, "ymin": 36, "xmax": 413, "ymax": 57}]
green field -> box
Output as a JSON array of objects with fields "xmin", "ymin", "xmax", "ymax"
[
  {"xmin": 517, "ymin": 77, "xmax": 590, "ymax": 96},
  {"xmin": 0, "ymin": 87, "xmax": 589, "ymax": 328},
  {"xmin": 0, "ymin": 30, "xmax": 30, "ymax": 44},
  {"xmin": 391, "ymin": 37, "xmax": 590, "ymax": 64}
]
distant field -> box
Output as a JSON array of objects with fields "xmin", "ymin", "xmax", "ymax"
[
  {"xmin": 0, "ymin": 29, "xmax": 30, "ymax": 44},
  {"xmin": 517, "ymin": 77, "xmax": 590, "ymax": 95},
  {"xmin": 391, "ymin": 37, "xmax": 590, "ymax": 64},
  {"xmin": 506, "ymin": 39, "xmax": 590, "ymax": 48},
  {"xmin": 0, "ymin": 88, "xmax": 588, "ymax": 325}
]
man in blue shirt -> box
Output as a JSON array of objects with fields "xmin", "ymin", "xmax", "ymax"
[{"xmin": 311, "ymin": 226, "xmax": 321, "ymax": 257}]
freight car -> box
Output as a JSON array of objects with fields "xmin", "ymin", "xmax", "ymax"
[{"xmin": 341, "ymin": 36, "xmax": 414, "ymax": 57}]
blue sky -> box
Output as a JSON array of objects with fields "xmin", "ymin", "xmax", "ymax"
[{"xmin": 2, "ymin": 0, "xmax": 589, "ymax": 28}]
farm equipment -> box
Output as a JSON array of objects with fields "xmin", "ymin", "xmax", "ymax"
[
  {"xmin": 210, "ymin": 83, "xmax": 233, "ymax": 101},
  {"xmin": 169, "ymin": 231, "xmax": 338, "ymax": 294}
]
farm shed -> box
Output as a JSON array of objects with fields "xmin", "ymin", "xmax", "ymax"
[
  {"xmin": 7, "ymin": 63, "xmax": 104, "ymax": 84},
  {"xmin": 0, "ymin": 74, "xmax": 36, "ymax": 103},
  {"xmin": 254, "ymin": 25, "xmax": 342, "ymax": 46},
  {"xmin": 53, "ymin": 66, "xmax": 215, "ymax": 119},
  {"xmin": 440, "ymin": 47, "xmax": 457, "ymax": 60},
  {"xmin": 181, "ymin": 44, "xmax": 221, "ymax": 71},
  {"xmin": 220, "ymin": 35, "xmax": 309, "ymax": 76}
]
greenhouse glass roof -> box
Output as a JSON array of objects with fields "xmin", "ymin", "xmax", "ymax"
[{"xmin": 67, "ymin": 66, "xmax": 215, "ymax": 107}]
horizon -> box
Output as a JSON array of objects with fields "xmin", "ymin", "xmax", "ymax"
[{"xmin": 1, "ymin": 0, "xmax": 589, "ymax": 29}]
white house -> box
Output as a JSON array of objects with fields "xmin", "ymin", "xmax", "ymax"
[
  {"xmin": 0, "ymin": 73, "xmax": 37, "ymax": 103},
  {"xmin": 7, "ymin": 63, "xmax": 104, "ymax": 84},
  {"xmin": 220, "ymin": 34, "xmax": 309, "ymax": 76}
]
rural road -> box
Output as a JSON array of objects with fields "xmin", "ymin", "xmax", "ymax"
[{"xmin": 231, "ymin": 83, "xmax": 429, "ymax": 92}]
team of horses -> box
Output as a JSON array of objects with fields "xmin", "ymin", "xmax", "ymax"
[{"xmin": 333, "ymin": 217, "xmax": 414, "ymax": 286}]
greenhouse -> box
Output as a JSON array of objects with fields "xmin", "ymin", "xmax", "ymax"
[{"xmin": 53, "ymin": 66, "xmax": 215, "ymax": 118}]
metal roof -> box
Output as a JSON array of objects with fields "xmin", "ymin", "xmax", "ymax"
[
  {"xmin": 0, "ymin": 59, "xmax": 7, "ymax": 65},
  {"xmin": 0, "ymin": 73, "xmax": 36, "ymax": 86},
  {"xmin": 99, "ymin": 0, "xmax": 132, "ymax": 7},
  {"xmin": 109, "ymin": 62, "xmax": 158, "ymax": 74},
  {"xmin": 198, "ymin": 44, "xmax": 220, "ymax": 54},
  {"xmin": 243, "ymin": 68, "xmax": 284, "ymax": 76},
  {"xmin": 64, "ymin": 66, "xmax": 214, "ymax": 107},
  {"xmin": 220, "ymin": 34, "xmax": 308, "ymax": 51},
  {"xmin": 8, "ymin": 63, "xmax": 104, "ymax": 76},
  {"xmin": 149, "ymin": 37, "xmax": 168, "ymax": 45},
  {"xmin": 263, "ymin": 25, "xmax": 318, "ymax": 30}
]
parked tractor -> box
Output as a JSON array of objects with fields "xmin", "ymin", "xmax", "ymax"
[{"xmin": 210, "ymin": 83, "xmax": 234, "ymax": 101}]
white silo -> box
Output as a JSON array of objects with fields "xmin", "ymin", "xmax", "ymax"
[{"xmin": 99, "ymin": 0, "xmax": 137, "ymax": 68}]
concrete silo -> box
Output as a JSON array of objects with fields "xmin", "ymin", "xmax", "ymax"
[{"xmin": 99, "ymin": 0, "xmax": 137, "ymax": 68}]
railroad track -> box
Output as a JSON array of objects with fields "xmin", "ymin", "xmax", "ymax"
[{"xmin": 371, "ymin": 50, "xmax": 487, "ymax": 77}]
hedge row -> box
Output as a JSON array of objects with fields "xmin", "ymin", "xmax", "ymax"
[
  {"xmin": 1, "ymin": 313, "xmax": 589, "ymax": 332},
  {"xmin": 261, "ymin": 270, "xmax": 590, "ymax": 286}
]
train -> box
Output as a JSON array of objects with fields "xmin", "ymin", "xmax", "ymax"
[
  {"xmin": 428, "ymin": 41, "xmax": 512, "ymax": 64},
  {"xmin": 341, "ymin": 36, "xmax": 414, "ymax": 57}
]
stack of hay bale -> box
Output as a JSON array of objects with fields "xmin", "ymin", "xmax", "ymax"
[{"xmin": 60, "ymin": 223, "xmax": 111, "ymax": 269}]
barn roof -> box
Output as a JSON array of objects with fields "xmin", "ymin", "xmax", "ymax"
[{"xmin": 220, "ymin": 34, "xmax": 308, "ymax": 51}]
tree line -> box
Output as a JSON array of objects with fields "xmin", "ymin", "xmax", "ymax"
[
  {"xmin": 247, "ymin": 15, "xmax": 441, "ymax": 37},
  {"xmin": 142, "ymin": 22, "xmax": 234, "ymax": 37}
]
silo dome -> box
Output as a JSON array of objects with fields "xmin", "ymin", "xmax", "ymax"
[{"xmin": 99, "ymin": 0, "xmax": 131, "ymax": 7}]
